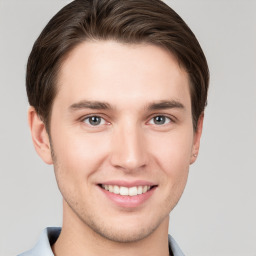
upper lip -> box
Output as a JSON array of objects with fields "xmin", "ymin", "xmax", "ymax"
[{"xmin": 98, "ymin": 180, "xmax": 157, "ymax": 188}]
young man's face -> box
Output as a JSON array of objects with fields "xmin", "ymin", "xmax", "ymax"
[{"xmin": 31, "ymin": 41, "xmax": 202, "ymax": 242}]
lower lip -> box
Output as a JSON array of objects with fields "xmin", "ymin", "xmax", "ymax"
[{"xmin": 99, "ymin": 186, "xmax": 156, "ymax": 208}]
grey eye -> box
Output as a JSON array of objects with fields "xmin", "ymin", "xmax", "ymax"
[
  {"xmin": 84, "ymin": 116, "xmax": 105, "ymax": 126},
  {"xmin": 149, "ymin": 116, "xmax": 171, "ymax": 125}
]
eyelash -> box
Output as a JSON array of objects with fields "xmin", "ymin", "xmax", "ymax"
[
  {"xmin": 82, "ymin": 115, "xmax": 109, "ymax": 126},
  {"xmin": 148, "ymin": 115, "xmax": 172, "ymax": 125},
  {"xmin": 81, "ymin": 114, "xmax": 174, "ymax": 127}
]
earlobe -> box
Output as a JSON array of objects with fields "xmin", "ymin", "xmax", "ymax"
[
  {"xmin": 28, "ymin": 107, "xmax": 53, "ymax": 165},
  {"xmin": 190, "ymin": 113, "xmax": 204, "ymax": 165}
]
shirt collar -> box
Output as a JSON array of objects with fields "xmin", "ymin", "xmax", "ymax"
[
  {"xmin": 18, "ymin": 227, "xmax": 60, "ymax": 256},
  {"xmin": 19, "ymin": 227, "xmax": 185, "ymax": 256}
]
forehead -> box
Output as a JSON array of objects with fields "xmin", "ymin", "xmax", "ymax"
[{"xmin": 55, "ymin": 40, "xmax": 191, "ymax": 110}]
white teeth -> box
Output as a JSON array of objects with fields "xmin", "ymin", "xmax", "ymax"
[
  {"xmin": 128, "ymin": 186, "xmax": 137, "ymax": 196},
  {"xmin": 119, "ymin": 186, "xmax": 129, "ymax": 196},
  {"xmin": 113, "ymin": 185, "xmax": 119, "ymax": 194},
  {"xmin": 102, "ymin": 184, "xmax": 152, "ymax": 196},
  {"xmin": 109, "ymin": 185, "xmax": 113, "ymax": 192}
]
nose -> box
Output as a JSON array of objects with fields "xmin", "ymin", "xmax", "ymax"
[{"xmin": 110, "ymin": 123, "xmax": 148, "ymax": 172}]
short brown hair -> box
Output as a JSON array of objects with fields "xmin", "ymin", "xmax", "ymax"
[{"xmin": 26, "ymin": 0, "xmax": 209, "ymax": 130}]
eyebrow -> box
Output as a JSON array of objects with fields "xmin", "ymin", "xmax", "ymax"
[
  {"xmin": 147, "ymin": 100, "xmax": 185, "ymax": 111},
  {"xmin": 69, "ymin": 99, "xmax": 185, "ymax": 112},
  {"xmin": 69, "ymin": 100, "xmax": 112, "ymax": 111}
]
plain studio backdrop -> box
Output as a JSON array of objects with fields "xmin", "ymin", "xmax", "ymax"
[{"xmin": 0, "ymin": 1, "xmax": 256, "ymax": 255}]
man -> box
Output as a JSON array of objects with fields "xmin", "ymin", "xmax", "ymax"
[{"xmin": 19, "ymin": 0, "xmax": 209, "ymax": 255}]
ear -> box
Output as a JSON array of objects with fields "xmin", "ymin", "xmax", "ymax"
[
  {"xmin": 190, "ymin": 113, "xmax": 204, "ymax": 164},
  {"xmin": 28, "ymin": 107, "xmax": 53, "ymax": 165}
]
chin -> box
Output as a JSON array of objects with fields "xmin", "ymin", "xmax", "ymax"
[
  {"xmin": 82, "ymin": 212, "xmax": 167, "ymax": 243},
  {"xmin": 92, "ymin": 224, "xmax": 157, "ymax": 243}
]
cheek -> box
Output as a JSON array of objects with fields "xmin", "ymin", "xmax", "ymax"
[
  {"xmin": 145, "ymin": 130, "xmax": 193, "ymax": 213},
  {"xmin": 51, "ymin": 129, "xmax": 110, "ymax": 187},
  {"xmin": 153, "ymin": 130, "xmax": 193, "ymax": 209},
  {"xmin": 149, "ymin": 127, "xmax": 194, "ymax": 177}
]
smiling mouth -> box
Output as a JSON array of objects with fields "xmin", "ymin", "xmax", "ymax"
[{"xmin": 100, "ymin": 184, "xmax": 156, "ymax": 196}]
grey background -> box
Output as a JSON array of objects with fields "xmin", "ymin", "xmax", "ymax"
[{"xmin": 0, "ymin": 0, "xmax": 255, "ymax": 255}]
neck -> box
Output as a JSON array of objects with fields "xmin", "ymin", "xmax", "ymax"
[{"xmin": 52, "ymin": 201, "xmax": 170, "ymax": 256}]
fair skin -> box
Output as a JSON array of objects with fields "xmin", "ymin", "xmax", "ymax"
[{"xmin": 29, "ymin": 40, "xmax": 203, "ymax": 256}]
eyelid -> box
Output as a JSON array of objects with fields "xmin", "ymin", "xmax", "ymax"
[
  {"xmin": 148, "ymin": 116, "xmax": 170, "ymax": 125},
  {"xmin": 80, "ymin": 114, "xmax": 110, "ymax": 126},
  {"xmin": 147, "ymin": 113, "xmax": 176, "ymax": 125},
  {"xmin": 78, "ymin": 113, "xmax": 176, "ymax": 127}
]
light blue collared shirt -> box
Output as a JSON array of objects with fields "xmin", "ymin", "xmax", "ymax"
[{"xmin": 18, "ymin": 227, "xmax": 185, "ymax": 256}]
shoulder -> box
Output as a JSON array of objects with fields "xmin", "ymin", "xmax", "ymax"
[
  {"xmin": 168, "ymin": 234, "xmax": 185, "ymax": 256},
  {"xmin": 18, "ymin": 227, "xmax": 61, "ymax": 256}
]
